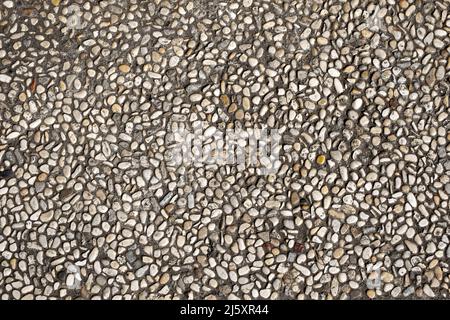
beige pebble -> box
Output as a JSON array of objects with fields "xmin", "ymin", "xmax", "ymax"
[
  {"xmin": 399, "ymin": 0, "xmax": 409, "ymax": 9},
  {"xmin": 112, "ymin": 104, "xmax": 122, "ymax": 113},
  {"xmin": 19, "ymin": 92, "xmax": 27, "ymax": 102},
  {"xmin": 159, "ymin": 273, "xmax": 170, "ymax": 285},
  {"xmin": 235, "ymin": 109, "xmax": 244, "ymax": 120},
  {"xmin": 242, "ymin": 97, "xmax": 251, "ymax": 110},
  {"xmin": 118, "ymin": 64, "xmax": 130, "ymax": 73},
  {"xmin": 333, "ymin": 248, "xmax": 344, "ymax": 259},
  {"xmin": 381, "ymin": 272, "xmax": 394, "ymax": 283},
  {"xmin": 317, "ymin": 37, "xmax": 328, "ymax": 45},
  {"xmin": 367, "ymin": 289, "xmax": 376, "ymax": 299}
]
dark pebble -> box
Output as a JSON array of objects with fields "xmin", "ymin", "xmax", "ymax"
[{"xmin": 0, "ymin": 168, "xmax": 13, "ymax": 179}]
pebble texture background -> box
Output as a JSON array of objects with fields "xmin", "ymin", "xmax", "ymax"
[{"xmin": 0, "ymin": 0, "xmax": 450, "ymax": 300}]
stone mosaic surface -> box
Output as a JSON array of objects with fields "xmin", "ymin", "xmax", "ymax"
[{"xmin": 0, "ymin": 0, "xmax": 450, "ymax": 300}]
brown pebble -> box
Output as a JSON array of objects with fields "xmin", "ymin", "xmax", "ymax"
[
  {"xmin": 30, "ymin": 78, "xmax": 37, "ymax": 93},
  {"xmin": 37, "ymin": 172, "xmax": 48, "ymax": 182},
  {"xmin": 220, "ymin": 95, "xmax": 230, "ymax": 107},
  {"xmin": 293, "ymin": 242, "xmax": 304, "ymax": 253},
  {"xmin": 228, "ymin": 103, "xmax": 237, "ymax": 113},
  {"xmin": 165, "ymin": 204, "xmax": 175, "ymax": 214},
  {"xmin": 290, "ymin": 191, "xmax": 300, "ymax": 207}
]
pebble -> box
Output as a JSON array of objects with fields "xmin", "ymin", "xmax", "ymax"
[
  {"xmin": 407, "ymin": 193, "xmax": 417, "ymax": 208},
  {"xmin": 316, "ymin": 155, "xmax": 326, "ymax": 165},
  {"xmin": 118, "ymin": 64, "xmax": 130, "ymax": 73},
  {"xmin": 0, "ymin": 74, "xmax": 12, "ymax": 83},
  {"xmin": 352, "ymin": 98, "xmax": 363, "ymax": 110}
]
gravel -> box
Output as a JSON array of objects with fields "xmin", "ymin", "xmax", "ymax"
[{"xmin": 0, "ymin": 0, "xmax": 449, "ymax": 300}]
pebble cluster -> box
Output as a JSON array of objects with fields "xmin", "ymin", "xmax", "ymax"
[{"xmin": 0, "ymin": 0, "xmax": 450, "ymax": 300}]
